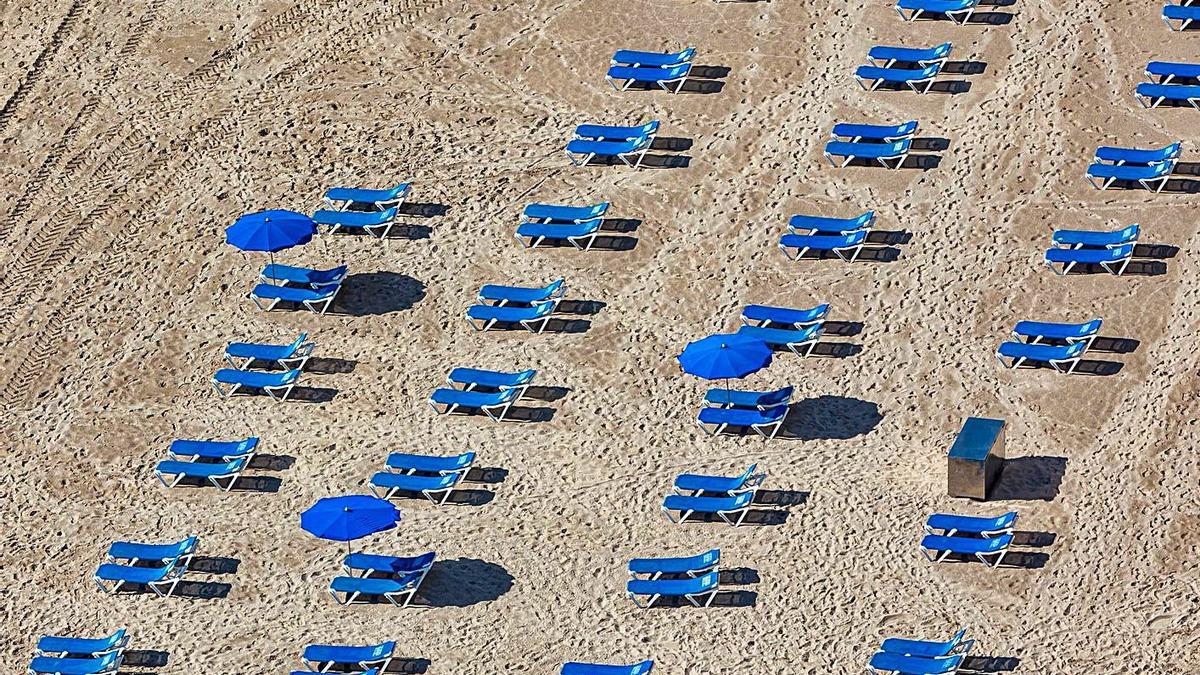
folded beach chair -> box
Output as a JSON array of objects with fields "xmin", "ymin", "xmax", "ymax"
[
  {"xmin": 737, "ymin": 324, "xmax": 824, "ymax": 356},
  {"xmin": 831, "ymin": 120, "xmax": 919, "ymax": 142},
  {"xmin": 105, "ymin": 536, "xmax": 198, "ymax": 567},
  {"xmin": 925, "ymin": 512, "xmax": 1017, "ymax": 537},
  {"xmin": 250, "ymin": 283, "xmax": 340, "ymax": 314},
  {"xmin": 662, "ymin": 491, "xmax": 755, "ymax": 526},
  {"xmin": 1085, "ymin": 160, "xmax": 1174, "ymax": 192},
  {"xmin": 855, "ymin": 64, "xmax": 942, "ymax": 94},
  {"xmin": 1136, "ymin": 83, "xmax": 1200, "ymax": 109},
  {"xmin": 35, "ymin": 629, "xmax": 129, "ymax": 658},
  {"xmin": 561, "ymin": 661, "xmax": 655, "ymax": 675},
  {"xmin": 211, "ymin": 368, "xmax": 302, "ymax": 401},
  {"xmin": 626, "ymin": 570, "xmax": 719, "ymax": 608},
  {"xmin": 1094, "ymin": 142, "xmax": 1181, "ymax": 165},
  {"xmin": 155, "ymin": 457, "xmax": 248, "ymax": 491},
  {"xmin": 1145, "ymin": 60, "xmax": 1200, "ymax": 84},
  {"xmin": 313, "ymin": 206, "xmax": 400, "ymax": 239},
  {"xmin": 342, "ymin": 551, "xmax": 436, "ymax": 580},
  {"xmin": 302, "ymin": 641, "xmax": 396, "ymax": 672},
  {"xmin": 868, "ymin": 42, "xmax": 953, "ymax": 68},
  {"xmin": 824, "ymin": 139, "xmax": 912, "ymax": 169},
  {"xmin": 611, "ymin": 47, "xmax": 695, "ymax": 68},
  {"xmin": 705, "ymin": 386, "xmax": 794, "ymax": 410},
  {"xmin": 516, "ymin": 220, "xmax": 604, "ymax": 250},
  {"xmin": 27, "ymin": 653, "xmax": 122, "ymax": 675},
  {"xmin": 328, "ymin": 572, "xmax": 427, "ymax": 606},
  {"xmin": 995, "ymin": 341, "xmax": 1086, "ymax": 373},
  {"xmin": 1012, "ymin": 318, "xmax": 1102, "ymax": 348},
  {"xmin": 1163, "ymin": 4, "xmax": 1200, "ymax": 30},
  {"xmin": 478, "ymin": 279, "xmax": 565, "ymax": 306},
  {"xmin": 370, "ymin": 471, "xmax": 463, "ymax": 505},
  {"xmin": 260, "ymin": 264, "xmax": 347, "ymax": 289},
  {"xmin": 168, "ymin": 436, "xmax": 258, "ymax": 461},
  {"xmin": 1051, "ymin": 223, "xmax": 1138, "ymax": 248},
  {"xmin": 673, "ymin": 464, "xmax": 762, "ymax": 495},
  {"xmin": 697, "ymin": 405, "xmax": 789, "ymax": 439},
  {"xmin": 1044, "ymin": 244, "xmax": 1135, "ymax": 276},
  {"xmin": 466, "ymin": 301, "xmax": 557, "ymax": 333},
  {"xmin": 522, "ymin": 202, "xmax": 609, "ymax": 224},
  {"xmin": 93, "ymin": 559, "xmax": 185, "ymax": 597},
  {"xmin": 446, "ymin": 367, "xmax": 536, "ymax": 394},
  {"xmin": 607, "ymin": 62, "xmax": 693, "ymax": 93},
  {"xmin": 225, "ymin": 333, "xmax": 313, "ymax": 370},
  {"xmin": 881, "ymin": 627, "xmax": 973, "ymax": 658},
  {"xmin": 428, "ymin": 386, "xmax": 522, "ymax": 422},
  {"xmin": 895, "ymin": 0, "xmax": 980, "ymax": 23},
  {"xmin": 868, "ymin": 652, "xmax": 965, "ymax": 675},
  {"xmin": 788, "ymin": 211, "xmax": 875, "ymax": 234},
  {"xmin": 628, "ymin": 549, "xmax": 720, "ymax": 579},
  {"xmin": 779, "ymin": 230, "xmax": 869, "ymax": 262},
  {"xmin": 386, "ymin": 451, "xmax": 476, "ymax": 475},
  {"xmin": 742, "ymin": 303, "xmax": 830, "ymax": 329},
  {"xmin": 323, "ymin": 183, "xmax": 411, "ymax": 211},
  {"xmin": 921, "ymin": 533, "xmax": 1012, "ymax": 567}
]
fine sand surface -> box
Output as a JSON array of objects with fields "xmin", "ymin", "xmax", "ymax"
[{"xmin": 1, "ymin": 0, "xmax": 1199, "ymax": 672}]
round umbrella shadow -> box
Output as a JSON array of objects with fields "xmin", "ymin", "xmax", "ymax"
[{"xmin": 416, "ymin": 558, "xmax": 513, "ymax": 607}]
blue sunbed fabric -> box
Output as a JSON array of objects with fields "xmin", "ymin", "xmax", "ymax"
[
  {"xmin": 386, "ymin": 451, "xmax": 476, "ymax": 474},
  {"xmin": 628, "ymin": 549, "xmax": 719, "ymax": 577},
  {"xmin": 35, "ymin": 630, "xmax": 128, "ymax": 657},
  {"xmin": 612, "ymin": 47, "xmax": 694, "ymax": 67},
  {"xmin": 705, "ymin": 386, "xmax": 794, "ymax": 409},
  {"xmin": 1051, "ymin": 224, "xmax": 1138, "ymax": 248},
  {"xmin": 673, "ymin": 464, "xmax": 760, "ymax": 493},
  {"xmin": 831, "ymin": 120, "xmax": 918, "ymax": 141},
  {"xmin": 868, "ymin": 42, "xmax": 953, "ymax": 66},
  {"xmin": 446, "ymin": 368, "xmax": 536, "ymax": 390},
  {"xmin": 742, "ymin": 303, "xmax": 830, "ymax": 327},
  {"xmin": 561, "ymin": 660, "xmax": 655, "ymax": 675},
  {"xmin": 478, "ymin": 280, "xmax": 564, "ymax": 305},
  {"xmin": 868, "ymin": 652, "xmax": 964, "ymax": 674},
  {"xmin": 925, "ymin": 512, "xmax": 1017, "ymax": 535}
]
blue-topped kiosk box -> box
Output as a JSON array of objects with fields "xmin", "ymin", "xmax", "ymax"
[{"xmin": 948, "ymin": 417, "xmax": 1005, "ymax": 500}]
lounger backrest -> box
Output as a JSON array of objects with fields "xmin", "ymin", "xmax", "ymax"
[
  {"xmin": 288, "ymin": 333, "xmax": 309, "ymax": 353},
  {"xmin": 677, "ymin": 47, "xmax": 696, "ymax": 63},
  {"xmin": 543, "ymin": 280, "xmax": 565, "ymax": 297},
  {"xmin": 1080, "ymin": 319, "xmax": 1103, "ymax": 335},
  {"xmin": 739, "ymin": 463, "xmax": 758, "ymax": 482},
  {"xmin": 371, "ymin": 641, "xmax": 397, "ymax": 658},
  {"xmin": 896, "ymin": 120, "xmax": 919, "ymax": 137},
  {"xmin": 933, "ymin": 42, "xmax": 953, "ymax": 57},
  {"xmin": 1118, "ymin": 224, "xmax": 1140, "ymax": 242},
  {"xmin": 639, "ymin": 121, "xmax": 660, "ymax": 136},
  {"xmin": 239, "ymin": 436, "xmax": 260, "ymax": 453},
  {"xmin": 455, "ymin": 451, "xmax": 477, "ymax": 468}
]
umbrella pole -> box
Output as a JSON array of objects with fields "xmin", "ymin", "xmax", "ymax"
[{"xmin": 270, "ymin": 249, "xmax": 276, "ymax": 269}]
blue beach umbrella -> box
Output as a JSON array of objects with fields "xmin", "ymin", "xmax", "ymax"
[
  {"xmin": 677, "ymin": 332, "xmax": 773, "ymax": 389},
  {"xmin": 225, "ymin": 209, "xmax": 316, "ymax": 267},
  {"xmin": 301, "ymin": 494, "xmax": 400, "ymax": 555}
]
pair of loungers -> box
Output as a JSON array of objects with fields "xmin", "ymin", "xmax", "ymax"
[
  {"xmin": 314, "ymin": 182, "xmax": 410, "ymax": 238},
  {"xmin": 606, "ymin": 47, "xmax": 694, "ymax": 93},
  {"xmin": 1043, "ymin": 223, "xmax": 1140, "ymax": 276},
  {"xmin": 93, "ymin": 536, "xmax": 199, "ymax": 598},
  {"xmin": 28, "ymin": 629, "xmax": 129, "ymax": 675},
  {"xmin": 516, "ymin": 202, "xmax": 610, "ymax": 250},
  {"xmin": 626, "ymin": 549, "xmax": 721, "ymax": 608},
  {"xmin": 895, "ymin": 0, "xmax": 980, "ymax": 24},
  {"xmin": 212, "ymin": 333, "xmax": 314, "ymax": 401},
  {"xmin": 368, "ymin": 451, "xmax": 476, "ymax": 505},
  {"xmin": 1085, "ymin": 142, "xmax": 1181, "ymax": 192},
  {"xmin": 824, "ymin": 121, "xmax": 918, "ymax": 169},
  {"xmin": 428, "ymin": 367, "xmax": 538, "ymax": 422},
  {"xmin": 562, "ymin": 662, "xmax": 654, "ymax": 675},
  {"xmin": 1136, "ymin": 61, "xmax": 1200, "ymax": 108},
  {"xmin": 565, "ymin": 121, "xmax": 659, "ymax": 168},
  {"xmin": 1163, "ymin": 1, "xmax": 1200, "ymax": 30},
  {"xmin": 328, "ymin": 552, "xmax": 435, "ymax": 607},
  {"xmin": 920, "ymin": 511, "xmax": 1017, "ymax": 568},
  {"xmin": 867, "ymin": 627, "xmax": 975, "ymax": 675},
  {"xmin": 662, "ymin": 464, "xmax": 764, "ymax": 526},
  {"xmin": 299, "ymin": 641, "xmax": 395, "ymax": 673},
  {"xmin": 995, "ymin": 318, "xmax": 1102, "ymax": 374},
  {"xmin": 155, "ymin": 436, "xmax": 259, "ymax": 491},
  {"xmin": 779, "ymin": 210, "xmax": 875, "ymax": 262},
  {"xmin": 466, "ymin": 279, "xmax": 566, "ymax": 333},
  {"xmin": 855, "ymin": 43, "xmax": 952, "ymax": 94},
  {"xmin": 250, "ymin": 263, "xmax": 346, "ymax": 314},
  {"xmin": 697, "ymin": 382, "xmax": 795, "ymax": 439}
]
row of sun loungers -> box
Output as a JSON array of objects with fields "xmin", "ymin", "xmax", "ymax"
[
  {"xmin": 606, "ymin": 47, "xmax": 695, "ymax": 93},
  {"xmin": 465, "ymin": 279, "xmax": 567, "ymax": 333},
  {"xmin": 328, "ymin": 551, "xmax": 435, "ymax": 606},
  {"xmin": 517, "ymin": 202, "xmax": 610, "ymax": 249},
  {"xmin": 1044, "ymin": 224, "xmax": 1140, "ymax": 276},
  {"xmin": 920, "ymin": 511, "xmax": 1018, "ymax": 568},
  {"xmin": 1136, "ymin": 61, "xmax": 1200, "ymax": 108},
  {"xmin": 1085, "ymin": 141, "xmax": 1181, "ymax": 193},
  {"xmin": 995, "ymin": 318, "xmax": 1103, "ymax": 374},
  {"xmin": 250, "ymin": 263, "xmax": 346, "ymax": 314},
  {"xmin": 866, "ymin": 627, "xmax": 974, "ymax": 674},
  {"xmin": 780, "ymin": 210, "xmax": 875, "ymax": 262},
  {"xmin": 314, "ymin": 182, "xmax": 411, "ymax": 238},
  {"xmin": 299, "ymin": 640, "xmax": 652, "ymax": 675},
  {"xmin": 428, "ymin": 367, "xmax": 537, "ymax": 421},
  {"xmin": 369, "ymin": 451, "xmax": 477, "ymax": 505},
  {"xmin": 662, "ymin": 464, "xmax": 764, "ymax": 526},
  {"xmin": 823, "ymin": 120, "xmax": 919, "ymax": 169},
  {"xmin": 565, "ymin": 121, "xmax": 659, "ymax": 169},
  {"xmin": 27, "ymin": 629, "xmax": 130, "ymax": 675},
  {"xmin": 854, "ymin": 43, "xmax": 953, "ymax": 94},
  {"xmin": 895, "ymin": 0, "xmax": 980, "ymax": 24},
  {"xmin": 1163, "ymin": 1, "xmax": 1200, "ymax": 30},
  {"xmin": 93, "ymin": 536, "xmax": 199, "ymax": 598}
]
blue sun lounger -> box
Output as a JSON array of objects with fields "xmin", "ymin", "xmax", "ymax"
[
  {"xmin": 868, "ymin": 652, "xmax": 965, "ymax": 675},
  {"xmin": 1085, "ymin": 160, "xmax": 1174, "ymax": 192},
  {"xmin": 895, "ymin": 0, "xmax": 980, "ymax": 23},
  {"xmin": 1044, "ymin": 244, "xmax": 1135, "ymax": 276},
  {"xmin": 868, "ymin": 42, "xmax": 953, "ymax": 67},
  {"xmin": 742, "ymin": 303, "xmax": 830, "ymax": 328},
  {"xmin": 250, "ymin": 283, "xmax": 340, "ymax": 314},
  {"xmin": 824, "ymin": 139, "xmax": 912, "ymax": 169},
  {"xmin": 921, "ymin": 533, "xmax": 1012, "ymax": 567},
  {"xmin": 882, "ymin": 627, "xmax": 973, "ymax": 658},
  {"xmin": 566, "ymin": 136, "xmax": 655, "ymax": 168},
  {"xmin": 705, "ymin": 386, "xmax": 794, "ymax": 410},
  {"xmin": 627, "ymin": 570, "xmax": 719, "ymax": 608},
  {"xmin": 1145, "ymin": 60, "xmax": 1200, "ymax": 84},
  {"xmin": 995, "ymin": 341, "xmax": 1086, "ymax": 373},
  {"xmin": 28, "ymin": 653, "xmax": 122, "ymax": 675},
  {"xmin": 429, "ymin": 386, "xmax": 521, "ymax": 421},
  {"xmin": 323, "ymin": 183, "xmax": 411, "ymax": 211},
  {"xmin": 612, "ymin": 47, "xmax": 694, "ymax": 68},
  {"xmin": 212, "ymin": 368, "xmax": 302, "ymax": 401},
  {"xmin": 106, "ymin": 536, "xmax": 198, "ymax": 567},
  {"xmin": 522, "ymin": 202, "xmax": 609, "ymax": 224},
  {"xmin": 370, "ymin": 471, "xmax": 463, "ymax": 505},
  {"xmin": 478, "ymin": 279, "xmax": 565, "ymax": 306},
  {"xmin": 574, "ymin": 121, "xmax": 660, "ymax": 141},
  {"xmin": 697, "ymin": 405, "xmax": 789, "ymax": 439},
  {"xmin": 789, "ymin": 211, "xmax": 875, "ymax": 234},
  {"xmin": 832, "ymin": 120, "xmax": 918, "ymax": 142},
  {"xmin": 93, "ymin": 560, "xmax": 186, "ymax": 597},
  {"xmin": 225, "ymin": 333, "xmax": 313, "ymax": 370},
  {"xmin": 35, "ymin": 630, "xmax": 128, "ymax": 659},
  {"xmin": 387, "ymin": 451, "xmax": 475, "ymax": 476},
  {"xmin": 1051, "ymin": 224, "xmax": 1139, "ymax": 248},
  {"xmin": 1164, "ymin": 4, "xmax": 1200, "ymax": 30},
  {"xmin": 855, "ymin": 64, "xmax": 942, "ymax": 93},
  {"xmin": 168, "ymin": 437, "xmax": 258, "ymax": 461},
  {"xmin": 1136, "ymin": 83, "xmax": 1200, "ymax": 109},
  {"xmin": 562, "ymin": 660, "xmax": 655, "ymax": 675},
  {"xmin": 466, "ymin": 302, "xmax": 557, "ymax": 333},
  {"xmin": 673, "ymin": 464, "xmax": 762, "ymax": 495},
  {"xmin": 628, "ymin": 549, "xmax": 720, "ymax": 579},
  {"xmin": 737, "ymin": 324, "xmax": 824, "ymax": 356},
  {"xmin": 607, "ymin": 62, "xmax": 693, "ymax": 93},
  {"xmin": 516, "ymin": 219, "xmax": 604, "ymax": 250},
  {"xmin": 302, "ymin": 641, "xmax": 396, "ymax": 672},
  {"xmin": 313, "ymin": 206, "xmax": 399, "ymax": 238},
  {"xmin": 155, "ymin": 457, "xmax": 248, "ymax": 491},
  {"xmin": 662, "ymin": 491, "xmax": 755, "ymax": 526},
  {"xmin": 260, "ymin": 264, "xmax": 347, "ymax": 288},
  {"xmin": 446, "ymin": 367, "xmax": 536, "ymax": 394},
  {"xmin": 925, "ymin": 512, "xmax": 1017, "ymax": 537},
  {"xmin": 329, "ymin": 571, "xmax": 427, "ymax": 606},
  {"xmin": 342, "ymin": 551, "xmax": 436, "ymax": 578},
  {"xmin": 1094, "ymin": 142, "xmax": 1181, "ymax": 165},
  {"xmin": 779, "ymin": 230, "xmax": 869, "ymax": 262},
  {"xmin": 1012, "ymin": 318, "xmax": 1102, "ymax": 348}
]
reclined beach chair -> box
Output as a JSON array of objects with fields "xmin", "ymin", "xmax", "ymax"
[
  {"xmin": 342, "ymin": 551, "xmax": 436, "ymax": 579},
  {"xmin": 868, "ymin": 42, "xmax": 953, "ymax": 68},
  {"xmin": 155, "ymin": 457, "xmax": 249, "ymax": 491},
  {"xmin": 662, "ymin": 491, "xmax": 755, "ymax": 526},
  {"xmin": 920, "ymin": 533, "xmax": 1013, "ymax": 567},
  {"xmin": 737, "ymin": 324, "xmax": 824, "ymax": 356},
  {"xmin": 566, "ymin": 121, "xmax": 659, "ymax": 168},
  {"xmin": 779, "ymin": 230, "xmax": 869, "ymax": 262},
  {"xmin": 105, "ymin": 536, "xmax": 198, "ymax": 567},
  {"xmin": 925, "ymin": 512, "xmax": 1017, "ymax": 537},
  {"xmin": 1136, "ymin": 82, "xmax": 1200, "ymax": 109},
  {"xmin": 1044, "ymin": 244, "xmax": 1135, "ymax": 276},
  {"xmin": 250, "ymin": 283, "xmax": 340, "ymax": 314},
  {"xmin": 313, "ymin": 206, "xmax": 400, "ymax": 239},
  {"xmin": 607, "ymin": 62, "xmax": 693, "ymax": 93},
  {"xmin": 1012, "ymin": 318, "xmax": 1102, "ymax": 348},
  {"xmin": 370, "ymin": 471, "xmax": 463, "ymax": 505},
  {"xmin": 995, "ymin": 341, "xmax": 1086, "ymax": 373},
  {"xmin": 612, "ymin": 47, "xmax": 694, "ymax": 68},
  {"xmin": 673, "ymin": 464, "xmax": 762, "ymax": 495},
  {"xmin": 561, "ymin": 660, "xmax": 655, "ymax": 675},
  {"xmin": 868, "ymin": 652, "xmax": 965, "ymax": 675},
  {"xmin": 855, "ymin": 63, "xmax": 943, "ymax": 94},
  {"xmin": 260, "ymin": 264, "xmax": 347, "ymax": 288},
  {"xmin": 895, "ymin": 0, "xmax": 980, "ymax": 23},
  {"xmin": 697, "ymin": 405, "xmax": 789, "ymax": 439},
  {"xmin": 522, "ymin": 202, "xmax": 609, "ymax": 224},
  {"xmin": 824, "ymin": 139, "xmax": 912, "ymax": 169},
  {"xmin": 428, "ymin": 386, "xmax": 522, "ymax": 421},
  {"xmin": 515, "ymin": 219, "xmax": 604, "ymax": 250},
  {"xmin": 1163, "ymin": 3, "xmax": 1200, "ymax": 30},
  {"xmin": 466, "ymin": 301, "xmax": 557, "ymax": 333},
  {"xmin": 626, "ymin": 570, "xmax": 719, "ymax": 608},
  {"xmin": 1094, "ymin": 142, "xmax": 1181, "ymax": 165},
  {"xmin": 788, "ymin": 211, "xmax": 874, "ymax": 234},
  {"xmin": 446, "ymin": 367, "xmax": 536, "ymax": 395},
  {"xmin": 1085, "ymin": 160, "xmax": 1174, "ymax": 192},
  {"xmin": 478, "ymin": 279, "xmax": 565, "ymax": 306},
  {"xmin": 574, "ymin": 121, "xmax": 660, "ymax": 141},
  {"xmin": 881, "ymin": 627, "xmax": 973, "ymax": 658},
  {"xmin": 168, "ymin": 436, "xmax": 258, "ymax": 461},
  {"xmin": 386, "ymin": 451, "xmax": 476, "ymax": 476},
  {"xmin": 328, "ymin": 571, "xmax": 428, "ymax": 606},
  {"xmin": 831, "ymin": 120, "xmax": 918, "ymax": 142},
  {"xmin": 1145, "ymin": 60, "xmax": 1200, "ymax": 84},
  {"xmin": 628, "ymin": 549, "xmax": 720, "ymax": 579},
  {"xmin": 742, "ymin": 303, "xmax": 830, "ymax": 329},
  {"xmin": 93, "ymin": 559, "xmax": 186, "ymax": 597},
  {"xmin": 211, "ymin": 368, "xmax": 302, "ymax": 401},
  {"xmin": 27, "ymin": 652, "xmax": 123, "ymax": 675},
  {"xmin": 323, "ymin": 183, "xmax": 411, "ymax": 211},
  {"xmin": 35, "ymin": 629, "xmax": 129, "ymax": 658},
  {"xmin": 225, "ymin": 333, "xmax": 313, "ymax": 370},
  {"xmin": 1051, "ymin": 223, "xmax": 1139, "ymax": 248},
  {"xmin": 302, "ymin": 641, "xmax": 396, "ymax": 672},
  {"xmin": 705, "ymin": 386, "xmax": 794, "ymax": 410}
]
